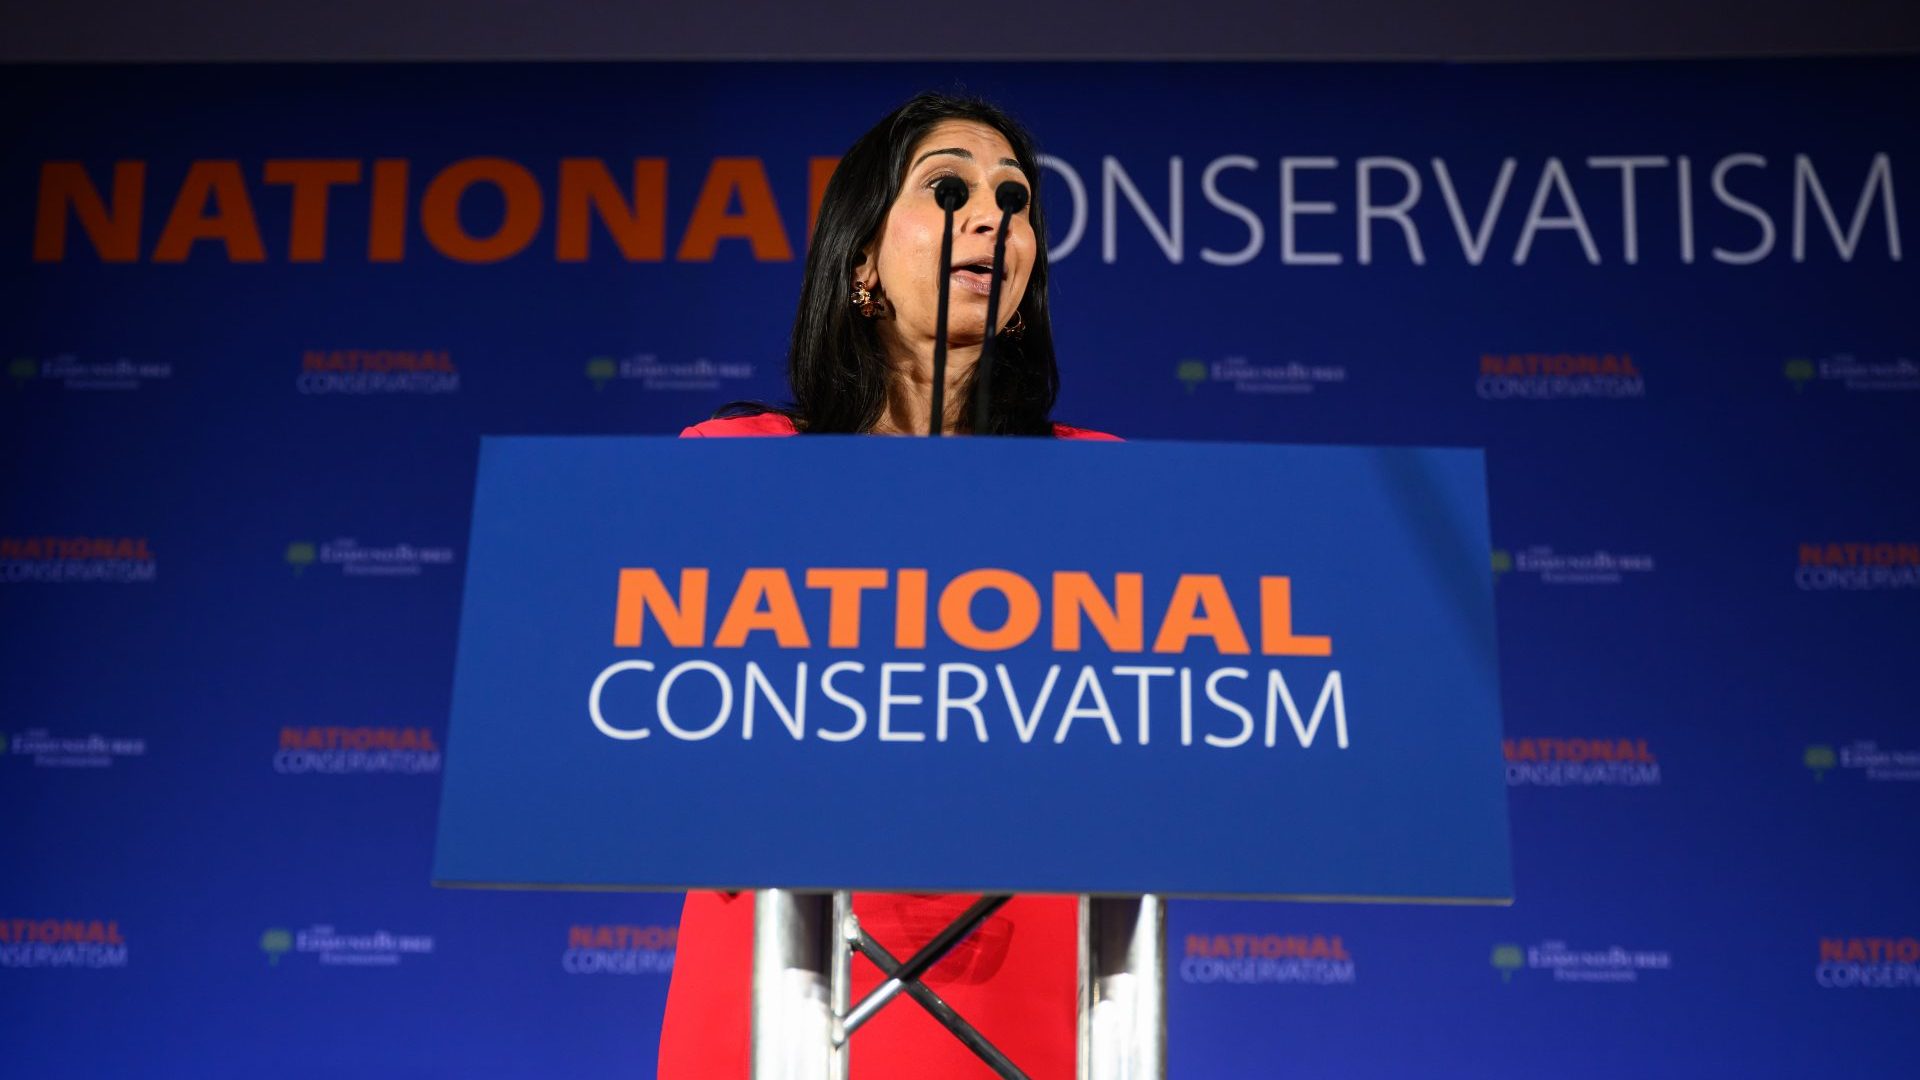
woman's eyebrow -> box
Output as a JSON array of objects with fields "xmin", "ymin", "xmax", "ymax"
[
  {"xmin": 911, "ymin": 147, "xmax": 1026, "ymax": 173},
  {"xmin": 913, "ymin": 147, "xmax": 971, "ymax": 169}
]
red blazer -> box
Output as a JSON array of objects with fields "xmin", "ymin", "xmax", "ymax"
[
  {"xmin": 658, "ymin": 411, "xmax": 1117, "ymax": 1080},
  {"xmin": 678, "ymin": 412, "xmax": 1120, "ymax": 442}
]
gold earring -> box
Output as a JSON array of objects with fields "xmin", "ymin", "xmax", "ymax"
[
  {"xmin": 851, "ymin": 281, "xmax": 879, "ymax": 318},
  {"xmin": 1002, "ymin": 309, "xmax": 1026, "ymax": 339}
]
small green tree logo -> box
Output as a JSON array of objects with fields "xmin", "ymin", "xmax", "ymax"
[
  {"xmin": 1491, "ymin": 549, "xmax": 1513, "ymax": 577},
  {"xmin": 1175, "ymin": 360, "xmax": 1208, "ymax": 394},
  {"xmin": 261, "ymin": 928, "xmax": 293, "ymax": 966},
  {"xmin": 1804, "ymin": 744, "xmax": 1836, "ymax": 781},
  {"xmin": 285, "ymin": 542, "xmax": 317, "ymax": 576},
  {"xmin": 586, "ymin": 356, "xmax": 618, "ymax": 391},
  {"xmin": 1491, "ymin": 943, "xmax": 1525, "ymax": 982},
  {"xmin": 1783, "ymin": 358, "xmax": 1816, "ymax": 391},
  {"xmin": 9, "ymin": 357, "xmax": 36, "ymax": 385}
]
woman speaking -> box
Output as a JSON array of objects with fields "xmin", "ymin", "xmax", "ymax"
[{"xmin": 660, "ymin": 92, "xmax": 1114, "ymax": 1078}]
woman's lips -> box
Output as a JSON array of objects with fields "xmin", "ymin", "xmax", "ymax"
[{"xmin": 950, "ymin": 267, "xmax": 995, "ymax": 296}]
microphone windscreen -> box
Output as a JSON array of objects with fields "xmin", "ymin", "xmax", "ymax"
[
  {"xmin": 995, "ymin": 181, "xmax": 1029, "ymax": 214},
  {"xmin": 934, "ymin": 176, "xmax": 968, "ymax": 211}
]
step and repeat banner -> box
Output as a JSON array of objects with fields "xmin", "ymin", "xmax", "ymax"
[{"xmin": 3, "ymin": 60, "xmax": 1915, "ymax": 1077}]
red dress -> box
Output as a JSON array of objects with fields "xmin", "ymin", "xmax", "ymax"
[{"xmin": 659, "ymin": 411, "xmax": 1119, "ymax": 1080}]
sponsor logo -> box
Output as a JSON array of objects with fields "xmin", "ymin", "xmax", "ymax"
[
  {"xmin": 4, "ymin": 728, "xmax": 146, "ymax": 769},
  {"xmin": 0, "ymin": 918, "xmax": 128, "ymax": 969},
  {"xmin": 1505, "ymin": 738, "xmax": 1660, "ymax": 787},
  {"xmin": 274, "ymin": 727, "xmax": 442, "ymax": 775},
  {"xmin": 262, "ymin": 924, "xmax": 434, "ymax": 968},
  {"xmin": 260, "ymin": 929, "xmax": 293, "ymax": 966},
  {"xmin": 1785, "ymin": 354, "xmax": 1920, "ymax": 393},
  {"xmin": 284, "ymin": 538, "xmax": 456, "ymax": 578},
  {"xmin": 584, "ymin": 353, "xmax": 755, "ymax": 393},
  {"xmin": 297, "ymin": 349, "xmax": 458, "ymax": 395},
  {"xmin": 1804, "ymin": 740, "xmax": 1920, "ymax": 783},
  {"xmin": 1816, "ymin": 937, "xmax": 1920, "ymax": 989},
  {"xmin": 1491, "ymin": 545, "xmax": 1654, "ymax": 585},
  {"xmin": 1477, "ymin": 353, "xmax": 1644, "ymax": 399},
  {"xmin": 561, "ymin": 924, "xmax": 678, "ymax": 975},
  {"xmin": 1176, "ymin": 360, "xmax": 1207, "ymax": 393},
  {"xmin": 286, "ymin": 542, "xmax": 317, "ymax": 575},
  {"xmin": 1180, "ymin": 933, "xmax": 1355, "ymax": 985},
  {"xmin": 1491, "ymin": 944, "xmax": 1525, "ymax": 982},
  {"xmin": 1175, "ymin": 357, "xmax": 1347, "ymax": 396},
  {"xmin": 1804, "ymin": 744, "xmax": 1836, "ymax": 779},
  {"xmin": 1796, "ymin": 542, "xmax": 1920, "ymax": 590},
  {"xmin": 1492, "ymin": 939, "xmax": 1672, "ymax": 984},
  {"xmin": 0, "ymin": 536, "xmax": 156, "ymax": 584},
  {"xmin": 7, "ymin": 354, "xmax": 172, "ymax": 392}
]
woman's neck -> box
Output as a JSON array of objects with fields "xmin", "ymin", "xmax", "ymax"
[{"xmin": 872, "ymin": 338, "xmax": 981, "ymax": 436}]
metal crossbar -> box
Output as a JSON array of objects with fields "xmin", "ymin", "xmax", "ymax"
[
  {"xmin": 848, "ymin": 923, "xmax": 1029, "ymax": 1079},
  {"xmin": 750, "ymin": 890, "xmax": 1164, "ymax": 1079},
  {"xmin": 837, "ymin": 894, "xmax": 1010, "ymax": 1040}
]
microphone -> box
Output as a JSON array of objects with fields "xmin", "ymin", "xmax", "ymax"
[
  {"xmin": 928, "ymin": 176, "xmax": 968, "ymax": 436},
  {"xmin": 972, "ymin": 181, "xmax": 1029, "ymax": 435}
]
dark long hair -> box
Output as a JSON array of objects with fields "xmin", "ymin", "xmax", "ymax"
[{"xmin": 772, "ymin": 92, "xmax": 1061, "ymax": 435}]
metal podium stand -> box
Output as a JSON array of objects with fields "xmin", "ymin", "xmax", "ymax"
[{"xmin": 751, "ymin": 890, "xmax": 1166, "ymax": 1080}]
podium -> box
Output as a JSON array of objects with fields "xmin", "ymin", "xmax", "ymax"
[{"xmin": 434, "ymin": 436, "xmax": 1513, "ymax": 1078}]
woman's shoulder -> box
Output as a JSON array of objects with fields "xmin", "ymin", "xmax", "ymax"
[
  {"xmin": 1050, "ymin": 422, "xmax": 1121, "ymax": 441},
  {"xmin": 679, "ymin": 412, "xmax": 799, "ymax": 438}
]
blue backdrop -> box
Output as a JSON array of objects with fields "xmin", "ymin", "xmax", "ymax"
[{"xmin": 3, "ymin": 59, "xmax": 1916, "ymax": 1077}]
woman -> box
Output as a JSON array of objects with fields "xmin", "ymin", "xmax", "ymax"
[{"xmin": 661, "ymin": 91, "xmax": 1114, "ymax": 1079}]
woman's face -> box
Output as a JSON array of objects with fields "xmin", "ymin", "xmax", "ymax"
[{"xmin": 858, "ymin": 120, "xmax": 1036, "ymax": 349}]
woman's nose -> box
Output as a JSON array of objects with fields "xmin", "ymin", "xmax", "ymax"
[{"xmin": 963, "ymin": 197, "xmax": 1001, "ymax": 233}]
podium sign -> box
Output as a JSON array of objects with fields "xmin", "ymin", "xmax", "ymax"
[{"xmin": 433, "ymin": 436, "xmax": 1512, "ymax": 902}]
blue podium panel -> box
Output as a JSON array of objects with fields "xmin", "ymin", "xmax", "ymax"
[{"xmin": 433, "ymin": 436, "xmax": 1511, "ymax": 902}]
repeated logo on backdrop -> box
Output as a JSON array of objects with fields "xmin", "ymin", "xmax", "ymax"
[
  {"xmin": 1489, "ymin": 939, "xmax": 1674, "ymax": 985},
  {"xmin": 0, "ymin": 918, "xmax": 129, "ymax": 969},
  {"xmin": 1477, "ymin": 353, "xmax": 1645, "ymax": 400},
  {"xmin": 273, "ymin": 726, "xmax": 443, "ymax": 775},
  {"xmin": 1181, "ymin": 931, "xmax": 1357, "ymax": 986},
  {"xmin": 562, "ymin": 924, "xmax": 678, "ymax": 976},
  {"xmin": 1802, "ymin": 741, "xmax": 1920, "ymax": 783},
  {"xmin": 1175, "ymin": 357, "xmax": 1348, "ymax": 396},
  {"xmin": 258, "ymin": 925, "xmax": 435, "ymax": 968},
  {"xmin": 1795, "ymin": 542, "xmax": 1920, "ymax": 591},
  {"xmin": 282, "ymin": 539, "xmax": 457, "ymax": 578},
  {"xmin": 2, "ymin": 729, "xmax": 147, "ymax": 769},
  {"xmin": 298, "ymin": 349, "xmax": 459, "ymax": 395},
  {"xmin": 1783, "ymin": 354, "xmax": 1920, "ymax": 394},
  {"xmin": 1491, "ymin": 546, "xmax": 1656, "ymax": 586},
  {"xmin": 0, "ymin": 537, "xmax": 156, "ymax": 584},
  {"xmin": 585, "ymin": 354, "xmax": 757, "ymax": 393},
  {"xmin": 1815, "ymin": 937, "xmax": 1920, "ymax": 989},
  {"xmin": 1504, "ymin": 737, "xmax": 1661, "ymax": 787},
  {"xmin": 8, "ymin": 354, "xmax": 172, "ymax": 391}
]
